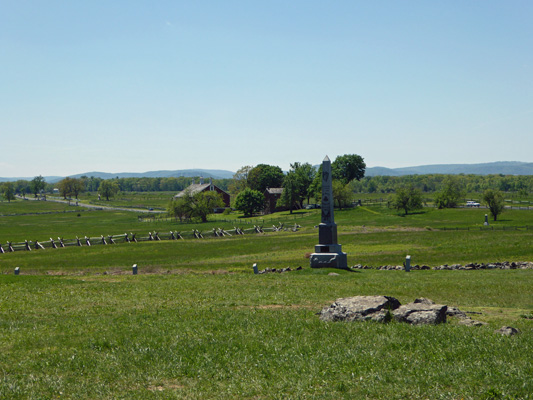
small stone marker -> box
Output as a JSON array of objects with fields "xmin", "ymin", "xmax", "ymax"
[
  {"xmin": 132, "ymin": 264, "xmax": 138, "ymax": 275},
  {"xmin": 253, "ymin": 263, "xmax": 259, "ymax": 274},
  {"xmin": 14, "ymin": 267, "xmax": 20, "ymax": 275},
  {"xmin": 484, "ymin": 214, "xmax": 489, "ymax": 226},
  {"xmin": 405, "ymin": 255, "xmax": 411, "ymax": 272}
]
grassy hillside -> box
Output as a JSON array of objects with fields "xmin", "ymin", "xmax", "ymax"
[
  {"xmin": 1, "ymin": 270, "xmax": 532, "ymax": 399},
  {"xmin": 2, "ymin": 199, "xmax": 533, "ymax": 274},
  {"xmin": 0, "ymin": 198, "xmax": 532, "ymax": 399}
]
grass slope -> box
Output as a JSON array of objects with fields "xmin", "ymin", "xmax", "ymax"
[
  {"xmin": 1, "ymin": 271, "xmax": 531, "ymax": 399},
  {"xmin": 0, "ymin": 199, "xmax": 532, "ymax": 399}
]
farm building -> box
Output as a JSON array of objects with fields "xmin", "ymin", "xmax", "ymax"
[
  {"xmin": 264, "ymin": 187, "xmax": 285, "ymax": 214},
  {"xmin": 175, "ymin": 178, "xmax": 231, "ymax": 207}
]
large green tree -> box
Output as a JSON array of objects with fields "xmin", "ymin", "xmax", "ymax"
[
  {"xmin": 188, "ymin": 191, "xmax": 224, "ymax": 222},
  {"xmin": 229, "ymin": 165, "xmax": 253, "ymax": 195},
  {"xmin": 332, "ymin": 180, "xmax": 353, "ymax": 210},
  {"xmin": 57, "ymin": 177, "xmax": 85, "ymax": 200},
  {"xmin": 71, "ymin": 178, "xmax": 85, "ymax": 199},
  {"xmin": 30, "ymin": 175, "xmax": 46, "ymax": 197},
  {"xmin": 167, "ymin": 197, "xmax": 191, "ymax": 222},
  {"xmin": 1, "ymin": 182, "xmax": 16, "ymax": 202},
  {"xmin": 57, "ymin": 177, "xmax": 74, "ymax": 199},
  {"xmin": 332, "ymin": 154, "xmax": 366, "ymax": 184},
  {"xmin": 390, "ymin": 185, "xmax": 423, "ymax": 215},
  {"xmin": 292, "ymin": 162, "xmax": 316, "ymax": 206},
  {"xmin": 309, "ymin": 165, "xmax": 323, "ymax": 203},
  {"xmin": 247, "ymin": 164, "xmax": 284, "ymax": 193},
  {"xmin": 278, "ymin": 171, "xmax": 299, "ymax": 214},
  {"xmin": 483, "ymin": 189, "xmax": 505, "ymax": 221},
  {"xmin": 277, "ymin": 162, "xmax": 317, "ymax": 212},
  {"xmin": 435, "ymin": 176, "xmax": 465, "ymax": 208},
  {"xmin": 98, "ymin": 180, "xmax": 120, "ymax": 201},
  {"xmin": 234, "ymin": 188, "xmax": 264, "ymax": 217}
]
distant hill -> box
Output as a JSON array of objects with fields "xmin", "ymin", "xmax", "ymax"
[
  {"xmin": 65, "ymin": 169, "xmax": 236, "ymax": 182},
  {"xmin": 2, "ymin": 162, "xmax": 533, "ymax": 183},
  {"xmin": 366, "ymin": 161, "xmax": 533, "ymax": 176},
  {"xmin": 0, "ymin": 176, "xmax": 64, "ymax": 183},
  {"xmin": 0, "ymin": 169, "xmax": 235, "ymax": 183}
]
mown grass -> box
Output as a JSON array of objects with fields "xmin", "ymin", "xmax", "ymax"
[
  {"xmin": 1, "ymin": 201, "xmax": 532, "ymax": 399},
  {"xmin": 0, "ymin": 198, "xmax": 85, "ymax": 215},
  {"xmin": 2, "ymin": 228, "xmax": 533, "ymax": 274},
  {"xmin": 76, "ymin": 191, "xmax": 177, "ymax": 209},
  {"xmin": 2, "ymin": 204, "xmax": 533, "ymax": 275},
  {"xmin": 1, "ymin": 271, "xmax": 531, "ymax": 399}
]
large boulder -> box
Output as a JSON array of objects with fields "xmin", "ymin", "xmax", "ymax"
[
  {"xmin": 319, "ymin": 295, "xmax": 401, "ymax": 323},
  {"xmin": 393, "ymin": 302, "xmax": 447, "ymax": 325}
]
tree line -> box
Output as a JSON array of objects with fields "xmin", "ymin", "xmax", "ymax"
[
  {"xmin": 388, "ymin": 176, "xmax": 507, "ymax": 221},
  {"xmin": 3, "ymin": 167, "xmax": 532, "ymax": 203},
  {"xmin": 2, "ymin": 157, "xmax": 529, "ymax": 223},
  {"xmin": 351, "ymin": 174, "xmax": 533, "ymax": 195},
  {"xmin": 229, "ymin": 154, "xmax": 366, "ymax": 216},
  {"xmin": 0, "ymin": 175, "xmax": 231, "ymax": 201},
  {"xmin": 166, "ymin": 154, "xmax": 366, "ymax": 220}
]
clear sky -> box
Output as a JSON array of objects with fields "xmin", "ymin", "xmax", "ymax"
[{"xmin": 1, "ymin": 1, "xmax": 532, "ymax": 178}]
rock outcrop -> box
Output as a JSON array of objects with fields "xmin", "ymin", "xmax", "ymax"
[
  {"xmin": 393, "ymin": 302, "xmax": 447, "ymax": 325},
  {"xmin": 319, "ymin": 296, "xmax": 448, "ymax": 325},
  {"xmin": 319, "ymin": 296, "xmax": 400, "ymax": 323}
]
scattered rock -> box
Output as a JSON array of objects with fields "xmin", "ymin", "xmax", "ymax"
[
  {"xmin": 258, "ymin": 267, "xmax": 295, "ymax": 274},
  {"xmin": 350, "ymin": 261, "xmax": 533, "ymax": 270},
  {"xmin": 319, "ymin": 295, "xmax": 401, "ymax": 323},
  {"xmin": 446, "ymin": 306, "xmax": 468, "ymax": 319},
  {"xmin": 494, "ymin": 326, "xmax": 520, "ymax": 336},
  {"xmin": 393, "ymin": 302, "xmax": 447, "ymax": 325},
  {"xmin": 458, "ymin": 318, "xmax": 488, "ymax": 327},
  {"xmin": 320, "ymin": 296, "xmax": 449, "ymax": 325},
  {"xmin": 319, "ymin": 297, "xmax": 518, "ymax": 328}
]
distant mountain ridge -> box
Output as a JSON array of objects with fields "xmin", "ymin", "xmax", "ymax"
[
  {"xmin": 366, "ymin": 161, "xmax": 533, "ymax": 176},
  {"xmin": 1, "ymin": 162, "xmax": 532, "ymax": 183},
  {"xmin": 0, "ymin": 169, "xmax": 236, "ymax": 183}
]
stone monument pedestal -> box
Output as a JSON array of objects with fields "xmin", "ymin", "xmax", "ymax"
[
  {"xmin": 311, "ymin": 235, "xmax": 348, "ymax": 269},
  {"xmin": 310, "ymin": 251, "xmax": 348, "ymax": 269}
]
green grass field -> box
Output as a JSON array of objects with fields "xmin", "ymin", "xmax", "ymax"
[{"xmin": 1, "ymin": 197, "xmax": 532, "ymax": 399}]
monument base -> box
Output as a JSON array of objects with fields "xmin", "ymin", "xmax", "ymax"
[{"xmin": 310, "ymin": 251, "xmax": 348, "ymax": 270}]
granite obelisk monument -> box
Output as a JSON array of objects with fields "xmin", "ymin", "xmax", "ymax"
[{"xmin": 310, "ymin": 156, "xmax": 348, "ymax": 269}]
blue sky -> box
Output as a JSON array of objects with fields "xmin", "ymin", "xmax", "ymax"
[{"xmin": 1, "ymin": 1, "xmax": 532, "ymax": 177}]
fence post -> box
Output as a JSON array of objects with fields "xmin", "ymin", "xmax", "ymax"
[{"xmin": 404, "ymin": 255, "xmax": 411, "ymax": 272}]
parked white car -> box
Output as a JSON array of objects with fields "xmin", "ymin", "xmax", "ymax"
[{"xmin": 466, "ymin": 200, "xmax": 480, "ymax": 207}]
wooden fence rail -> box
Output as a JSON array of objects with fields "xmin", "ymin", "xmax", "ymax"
[{"xmin": 0, "ymin": 223, "xmax": 301, "ymax": 255}]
